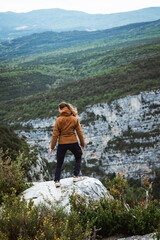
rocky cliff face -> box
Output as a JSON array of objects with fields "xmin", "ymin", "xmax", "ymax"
[{"xmin": 18, "ymin": 90, "xmax": 160, "ymax": 181}]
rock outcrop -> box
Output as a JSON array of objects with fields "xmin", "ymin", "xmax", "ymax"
[
  {"xmin": 23, "ymin": 177, "xmax": 112, "ymax": 211},
  {"xmin": 103, "ymin": 233, "xmax": 155, "ymax": 240},
  {"xmin": 18, "ymin": 90, "xmax": 160, "ymax": 181},
  {"xmin": 118, "ymin": 233, "xmax": 154, "ymax": 240}
]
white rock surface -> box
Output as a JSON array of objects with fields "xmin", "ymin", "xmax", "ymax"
[
  {"xmin": 118, "ymin": 233, "xmax": 154, "ymax": 240},
  {"xmin": 103, "ymin": 233, "xmax": 155, "ymax": 240},
  {"xmin": 23, "ymin": 177, "xmax": 112, "ymax": 211}
]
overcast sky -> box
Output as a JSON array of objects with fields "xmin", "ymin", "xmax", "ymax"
[{"xmin": 0, "ymin": 0, "xmax": 160, "ymax": 14}]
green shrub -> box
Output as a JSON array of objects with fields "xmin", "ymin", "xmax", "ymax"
[
  {"xmin": 0, "ymin": 125, "xmax": 29, "ymax": 162},
  {"xmin": 152, "ymin": 169, "xmax": 160, "ymax": 200},
  {"xmin": 69, "ymin": 191, "xmax": 160, "ymax": 238},
  {"xmin": 0, "ymin": 193, "xmax": 39, "ymax": 240},
  {"xmin": 70, "ymin": 192, "xmax": 129, "ymax": 237},
  {"xmin": 0, "ymin": 192, "xmax": 92, "ymax": 240},
  {"xmin": 105, "ymin": 174, "xmax": 150, "ymax": 207},
  {"xmin": 0, "ymin": 149, "xmax": 29, "ymax": 204},
  {"xmin": 127, "ymin": 202, "xmax": 160, "ymax": 235},
  {"xmin": 0, "ymin": 171, "xmax": 160, "ymax": 239},
  {"xmin": 0, "ymin": 189, "xmax": 160, "ymax": 239}
]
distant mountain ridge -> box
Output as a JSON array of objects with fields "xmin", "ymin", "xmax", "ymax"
[
  {"xmin": 1, "ymin": 18, "xmax": 160, "ymax": 60},
  {"xmin": 0, "ymin": 7, "xmax": 160, "ymax": 41}
]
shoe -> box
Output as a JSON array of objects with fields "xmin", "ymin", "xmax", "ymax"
[
  {"xmin": 73, "ymin": 176, "xmax": 84, "ymax": 182},
  {"xmin": 55, "ymin": 180, "xmax": 60, "ymax": 188}
]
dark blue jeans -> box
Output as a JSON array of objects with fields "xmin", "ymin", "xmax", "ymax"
[{"xmin": 54, "ymin": 142, "xmax": 82, "ymax": 181}]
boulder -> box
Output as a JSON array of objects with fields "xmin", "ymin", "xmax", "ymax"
[
  {"xmin": 23, "ymin": 177, "xmax": 112, "ymax": 211},
  {"xmin": 103, "ymin": 233, "xmax": 154, "ymax": 240},
  {"xmin": 118, "ymin": 233, "xmax": 154, "ymax": 240}
]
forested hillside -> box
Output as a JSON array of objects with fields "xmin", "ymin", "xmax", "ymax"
[
  {"xmin": 0, "ymin": 19, "xmax": 160, "ymax": 123},
  {"xmin": 0, "ymin": 18, "xmax": 160, "ymax": 59}
]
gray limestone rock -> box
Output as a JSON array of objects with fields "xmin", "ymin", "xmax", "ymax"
[
  {"xmin": 23, "ymin": 177, "xmax": 112, "ymax": 212},
  {"xmin": 118, "ymin": 233, "xmax": 154, "ymax": 240},
  {"xmin": 17, "ymin": 90, "xmax": 160, "ymax": 181},
  {"xmin": 102, "ymin": 233, "xmax": 155, "ymax": 240}
]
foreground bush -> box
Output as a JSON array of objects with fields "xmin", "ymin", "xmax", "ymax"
[
  {"xmin": 0, "ymin": 149, "xmax": 29, "ymax": 204},
  {"xmin": 0, "ymin": 192, "xmax": 92, "ymax": 240},
  {"xmin": 70, "ymin": 192, "xmax": 160, "ymax": 238},
  {"xmin": 0, "ymin": 191, "xmax": 159, "ymax": 239},
  {"xmin": 0, "ymin": 171, "xmax": 160, "ymax": 239}
]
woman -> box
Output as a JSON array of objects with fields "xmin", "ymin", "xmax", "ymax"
[{"xmin": 50, "ymin": 102, "xmax": 85, "ymax": 187}]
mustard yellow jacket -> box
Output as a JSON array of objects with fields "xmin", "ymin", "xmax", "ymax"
[{"xmin": 51, "ymin": 107, "xmax": 85, "ymax": 149}]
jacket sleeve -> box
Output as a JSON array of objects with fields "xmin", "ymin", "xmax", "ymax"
[
  {"xmin": 51, "ymin": 119, "xmax": 60, "ymax": 150},
  {"xmin": 75, "ymin": 120, "xmax": 85, "ymax": 147}
]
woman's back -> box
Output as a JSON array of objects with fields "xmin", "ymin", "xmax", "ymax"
[{"xmin": 56, "ymin": 107, "xmax": 78, "ymax": 142}]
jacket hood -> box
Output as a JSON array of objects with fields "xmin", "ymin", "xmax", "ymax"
[{"xmin": 60, "ymin": 107, "xmax": 72, "ymax": 117}]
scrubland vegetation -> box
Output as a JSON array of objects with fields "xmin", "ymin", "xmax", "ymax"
[
  {"xmin": 0, "ymin": 127, "xmax": 160, "ymax": 239},
  {"xmin": 0, "ymin": 149, "xmax": 160, "ymax": 239}
]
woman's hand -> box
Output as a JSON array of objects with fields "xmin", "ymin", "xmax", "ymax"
[{"xmin": 50, "ymin": 148, "xmax": 54, "ymax": 154}]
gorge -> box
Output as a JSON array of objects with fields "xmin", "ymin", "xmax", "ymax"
[{"xmin": 17, "ymin": 89, "xmax": 160, "ymax": 182}]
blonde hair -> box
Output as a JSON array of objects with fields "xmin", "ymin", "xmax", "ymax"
[{"xmin": 59, "ymin": 102, "xmax": 78, "ymax": 117}]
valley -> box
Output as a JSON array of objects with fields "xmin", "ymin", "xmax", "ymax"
[
  {"xmin": 0, "ymin": 6, "xmax": 160, "ymax": 239},
  {"xmin": 0, "ymin": 15, "xmax": 160, "ymax": 181}
]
